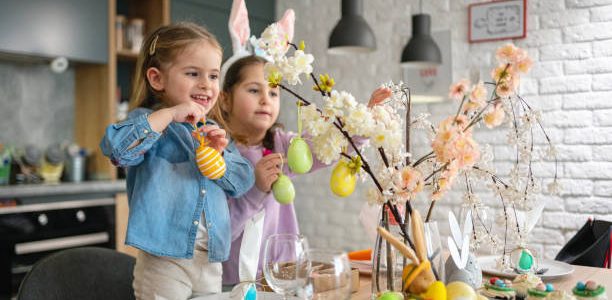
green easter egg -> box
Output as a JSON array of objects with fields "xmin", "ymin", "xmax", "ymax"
[
  {"xmin": 518, "ymin": 249, "xmax": 534, "ymax": 270},
  {"xmin": 377, "ymin": 291, "xmax": 404, "ymax": 300},
  {"xmin": 272, "ymin": 174, "xmax": 295, "ymax": 204},
  {"xmin": 287, "ymin": 138, "xmax": 313, "ymax": 174}
]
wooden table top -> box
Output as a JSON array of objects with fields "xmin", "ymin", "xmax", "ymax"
[{"xmin": 351, "ymin": 264, "xmax": 612, "ymax": 299}]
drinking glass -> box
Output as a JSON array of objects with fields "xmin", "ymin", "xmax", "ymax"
[
  {"xmin": 303, "ymin": 249, "xmax": 352, "ymax": 300},
  {"xmin": 263, "ymin": 234, "xmax": 310, "ymax": 299}
]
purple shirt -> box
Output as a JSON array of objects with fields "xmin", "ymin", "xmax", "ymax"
[{"xmin": 221, "ymin": 129, "xmax": 330, "ymax": 285}]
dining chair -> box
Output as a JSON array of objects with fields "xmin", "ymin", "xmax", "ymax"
[{"xmin": 17, "ymin": 247, "xmax": 136, "ymax": 300}]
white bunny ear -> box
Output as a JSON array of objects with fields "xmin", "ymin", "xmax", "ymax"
[
  {"xmin": 449, "ymin": 211, "xmax": 463, "ymax": 247},
  {"xmin": 276, "ymin": 9, "xmax": 295, "ymax": 44},
  {"xmin": 463, "ymin": 209, "xmax": 473, "ymax": 239},
  {"xmin": 459, "ymin": 237, "xmax": 469, "ymax": 269},
  {"xmin": 448, "ymin": 236, "xmax": 462, "ymax": 269},
  {"xmin": 521, "ymin": 203, "xmax": 545, "ymax": 234},
  {"xmin": 228, "ymin": 0, "xmax": 250, "ymax": 53}
]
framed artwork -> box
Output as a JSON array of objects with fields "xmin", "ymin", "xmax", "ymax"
[
  {"xmin": 468, "ymin": 0, "xmax": 527, "ymax": 43},
  {"xmin": 402, "ymin": 30, "xmax": 452, "ymax": 103}
]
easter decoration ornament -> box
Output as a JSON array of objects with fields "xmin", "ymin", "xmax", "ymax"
[
  {"xmin": 193, "ymin": 119, "xmax": 226, "ymax": 180},
  {"xmin": 253, "ymin": 6, "xmax": 558, "ymax": 297},
  {"xmin": 287, "ymin": 102, "xmax": 313, "ymax": 174},
  {"xmin": 445, "ymin": 211, "xmax": 482, "ymax": 289},
  {"xmin": 271, "ymin": 153, "xmax": 295, "ymax": 205}
]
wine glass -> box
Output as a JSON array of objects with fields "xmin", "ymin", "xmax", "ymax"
[
  {"xmin": 263, "ymin": 233, "xmax": 310, "ymax": 299},
  {"xmin": 303, "ymin": 249, "xmax": 352, "ymax": 300}
]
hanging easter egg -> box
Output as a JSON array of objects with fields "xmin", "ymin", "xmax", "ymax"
[
  {"xmin": 330, "ymin": 156, "xmax": 361, "ymax": 197},
  {"xmin": 272, "ymin": 174, "xmax": 295, "ymax": 204},
  {"xmin": 196, "ymin": 143, "xmax": 226, "ymax": 180},
  {"xmin": 518, "ymin": 249, "xmax": 534, "ymax": 270},
  {"xmin": 287, "ymin": 137, "xmax": 312, "ymax": 174}
]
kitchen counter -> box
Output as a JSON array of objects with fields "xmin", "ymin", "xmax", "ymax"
[{"xmin": 0, "ymin": 180, "xmax": 126, "ymax": 200}]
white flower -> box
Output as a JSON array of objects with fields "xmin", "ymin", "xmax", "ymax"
[
  {"xmin": 301, "ymin": 104, "xmax": 333, "ymax": 136},
  {"xmin": 257, "ymin": 24, "xmax": 289, "ymax": 61},
  {"xmin": 311, "ymin": 128, "xmax": 347, "ymax": 165},
  {"xmin": 344, "ymin": 103, "xmax": 374, "ymax": 136}
]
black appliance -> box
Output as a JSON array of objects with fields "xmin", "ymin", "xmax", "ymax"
[{"xmin": 0, "ymin": 198, "xmax": 115, "ymax": 299}]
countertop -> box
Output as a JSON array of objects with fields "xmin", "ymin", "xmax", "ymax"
[{"xmin": 0, "ymin": 180, "xmax": 126, "ymax": 199}]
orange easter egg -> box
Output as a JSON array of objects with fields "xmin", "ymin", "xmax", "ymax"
[{"xmin": 196, "ymin": 145, "xmax": 226, "ymax": 180}]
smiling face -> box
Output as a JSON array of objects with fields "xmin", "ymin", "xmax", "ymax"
[
  {"xmin": 225, "ymin": 63, "xmax": 280, "ymax": 144},
  {"xmin": 147, "ymin": 40, "xmax": 222, "ymax": 114}
]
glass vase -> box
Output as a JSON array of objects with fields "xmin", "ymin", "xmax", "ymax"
[{"xmin": 371, "ymin": 207, "xmax": 406, "ymax": 296}]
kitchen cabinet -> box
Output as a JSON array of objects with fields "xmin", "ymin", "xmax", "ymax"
[{"xmin": 74, "ymin": 0, "xmax": 169, "ymax": 180}]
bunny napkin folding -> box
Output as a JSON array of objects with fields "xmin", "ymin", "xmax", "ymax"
[{"xmin": 445, "ymin": 211, "xmax": 482, "ymax": 289}]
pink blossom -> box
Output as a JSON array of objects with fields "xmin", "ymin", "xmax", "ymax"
[
  {"xmin": 496, "ymin": 43, "xmax": 519, "ymax": 64},
  {"xmin": 448, "ymin": 79, "xmax": 470, "ymax": 101},
  {"xmin": 483, "ymin": 103, "xmax": 505, "ymax": 128}
]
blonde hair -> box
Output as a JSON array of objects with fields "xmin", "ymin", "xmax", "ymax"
[
  {"xmin": 209, "ymin": 55, "xmax": 283, "ymax": 148},
  {"xmin": 130, "ymin": 22, "xmax": 222, "ymax": 110}
]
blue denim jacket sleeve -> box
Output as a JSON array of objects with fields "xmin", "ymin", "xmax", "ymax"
[
  {"xmin": 214, "ymin": 142, "xmax": 255, "ymax": 198},
  {"xmin": 100, "ymin": 111, "xmax": 161, "ymax": 167}
]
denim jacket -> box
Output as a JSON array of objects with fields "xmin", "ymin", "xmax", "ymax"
[{"xmin": 100, "ymin": 108, "xmax": 254, "ymax": 262}]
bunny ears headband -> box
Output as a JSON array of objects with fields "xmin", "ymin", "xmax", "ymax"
[{"xmin": 220, "ymin": 0, "xmax": 296, "ymax": 81}]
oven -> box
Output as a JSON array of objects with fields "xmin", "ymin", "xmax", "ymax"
[{"xmin": 0, "ymin": 198, "xmax": 115, "ymax": 298}]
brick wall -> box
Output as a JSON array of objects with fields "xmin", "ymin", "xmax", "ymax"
[{"xmin": 276, "ymin": 0, "xmax": 612, "ymax": 259}]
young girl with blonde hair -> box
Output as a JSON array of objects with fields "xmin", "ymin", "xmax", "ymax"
[{"xmin": 100, "ymin": 22, "xmax": 254, "ymax": 299}]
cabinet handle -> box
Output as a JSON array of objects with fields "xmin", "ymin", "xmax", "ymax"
[{"xmin": 15, "ymin": 232, "xmax": 109, "ymax": 255}]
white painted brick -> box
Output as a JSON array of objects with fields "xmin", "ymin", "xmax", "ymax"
[
  {"xmin": 522, "ymin": 29, "xmax": 563, "ymax": 47},
  {"xmin": 563, "ymin": 91, "xmax": 612, "ymax": 109},
  {"xmin": 567, "ymin": 0, "xmax": 612, "ymax": 8},
  {"xmin": 530, "ymin": 0, "xmax": 565, "ymax": 13},
  {"xmin": 555, "ymin": 145, "xmax": 593, "ymax": 161},
  {"xmin": 539, "ymin": 75, "xmax": 591, "ymax": 94},
  {"xmin": 565, "ymin": 162, "xmax": 612, "ymax": 178},
  {"xmin": 593, "ymin": 145, "xmax": 612, "ymax": 161},
  {"xmin": 593, "ymin": 39, "xmax": 612, "ymax": 57},
  {"xmin": 529, "ymin": 62, "xmax": 563, "ymax": 78},
  {"xmin": 592, "ymin": 73, "xmax": 612, "ymax": 91},
  {"xmin": 563, "ymin": 128, "xmax": 596, "ymax": 144},
  {"xmin": 591, "ymin": 4, "xmax": 612, "ymax": 21},
  {"xmin": 593, "ymin": 180, "xmax": 612, "ymax": 195},
  {"xmin": 519, "ymin": 78, "xmax": 539, "ymax": 95},
  {"xmin": 566, "ymin": 197, "xmax": 612, "ymax": 213},
  {"xmin": 542, "ymin": 110, "xmax": 592, "ymax": 128},
  {"xmin": 541, "ymin": 9, "xmax": 589, "ymax": 28},
  {"xmin": 540, "ymin": 43, "xmax": 592, "ymax": 61},
  {"xmin": 594, "ymin": 109, "xmax": 612, "ymax": 126},
  {"xmin": 565, "ymin": 58, "xmax": 612, "ymax": 75},
  {"xmin": 556, "ymin": 179, "xmax": 593, "ymax": 196},
  {"xmin": 529, "ymin": 94, "xmax": 563, "ymax": 111},
  {"xmin": 542, "ymin": 212, "xmax": 589, "ymax": 229},
  {"xmin": 563, "ymin": 22, "xmax": 612, "ymax": 42}
]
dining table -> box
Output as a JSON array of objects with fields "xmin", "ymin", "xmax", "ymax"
[{"xmin": 351, "ymin": 264, "xmax": 612, "ymax": 299}]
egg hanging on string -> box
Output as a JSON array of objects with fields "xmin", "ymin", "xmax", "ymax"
[{"xmin": 287, "ymin": 137, "xmax": 312, "ymax": 174}]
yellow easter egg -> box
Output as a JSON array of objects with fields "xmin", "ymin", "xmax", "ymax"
[
  {"xmin": 421, "ymin": 281, "xmax": 446, "ymax": 300},
  {"xmin": 196, "ymin": 145, "xmax": 226, "ymax": 180},
  {"xmin": 330, "ymin": 160, "xmax": 357, "ymax": 197},
  {"xmin": 446, "ymin": 281, "xmax": 477, "ymax": 300}
]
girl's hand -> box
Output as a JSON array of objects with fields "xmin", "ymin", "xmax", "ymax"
[
  {"xmin": 254, "ymin": 153, "xmax": 284, "ymax": 193},
  {"xmin": 170, "ymin": 102, "xmax": 208, "ymax": 124},
  {"xmin": 195, "ymin": 125, "xmax": 229, "ymax": 153},
  {"xmin": 367, "ymin": 87, "xmax": 392, "ymax": 108}
]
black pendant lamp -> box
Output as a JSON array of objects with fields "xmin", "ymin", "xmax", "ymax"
[
  {"xmin": 401, "ymin": 13, "xmax": 442, "ymax": 68},
  {"xmin": 328, "ymin": 0, "xmax": 376, "ymax": 55}
]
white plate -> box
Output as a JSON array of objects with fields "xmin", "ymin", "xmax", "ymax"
[
  {"xmin": 477, "ymin": 255, "xmax": 574, "ymax": 280},
  {"xmin": 192, "ymin": 291, "xmax": 300, "ymax": 300}
]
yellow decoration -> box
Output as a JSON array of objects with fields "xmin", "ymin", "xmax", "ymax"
[
  {"xmin": 268, "ymin": 70, "xmax": 283, "ymax": 88},
  {"xmin": 330, "ymin": 156, "xmax": 361, "ymax": 197},
  {"xmin": 298, "ymin": 40, "xmax": 306, "ymax": 50},
  {"xmin": 420, "ymin": 281, "xmax": 446, "ymax": 300},
  {"xmin": 445, "ymin": 281, "xmax": 477, "ymax": 300},
  {"xmin": 313, "ymin": 73, "xmax": 335, "ymax": 93},
  {"xmin": 194, "ymin": 120, "xmax": 226, "ymax": 180},
  {"xmin": 401, "ymin": 260, "xmax": 430, "ymax": 291}
]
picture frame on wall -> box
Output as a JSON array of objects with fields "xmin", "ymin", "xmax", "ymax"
[{"xmin": 468, "ymin": 0, "xmax": 527, "ymax": 43}]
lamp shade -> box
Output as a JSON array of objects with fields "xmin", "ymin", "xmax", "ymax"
[
  {"xmin": 328, "ymin": 0, "xmax": 376, "ymax": 55},
  {"xmin": 401, "ymin": 14, "xmax": 441, "ymax": 68}
]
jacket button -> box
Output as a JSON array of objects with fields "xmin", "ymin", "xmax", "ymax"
[
  {"xmin": 201, "ymin": 189, "xmax": 206, "ymax": 195},
  {"xmin": 193, "ymin": 220, "xmax": 199, "ymax": 225},
  {"xmin": 143, "ymin": 129, "xmax": 149, "ymax": 134}
]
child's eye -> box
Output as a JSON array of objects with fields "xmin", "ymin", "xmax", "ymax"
[
  {"xmin": 186, "ymin": 72, "xmax": 199, "ymax": 77},
  {"xmin": 209, "ymin": 74, "xmax": 219, "ymax": 80},
  {"xmin": 270, "ymin": 91, "xmax": 279, "ymax": 98},
  {"xmin": 248, "ymin": 88, "xmax": 259, "ymax": 94}
]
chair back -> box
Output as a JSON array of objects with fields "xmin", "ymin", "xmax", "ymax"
[{"xmin": 17, "ymin": 247, "xmax": 136, "ymax": 300}]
